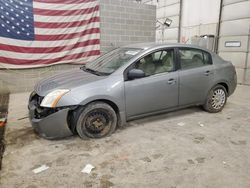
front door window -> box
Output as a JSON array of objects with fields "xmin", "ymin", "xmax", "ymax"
[{"xmin": 135, "ymin": 49, "xmax": 175, "ymax": 76}]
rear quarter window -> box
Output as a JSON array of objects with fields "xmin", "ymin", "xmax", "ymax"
[{"xmin": 203, "ymin": 51, "xmax": 212, "ymax": 65}]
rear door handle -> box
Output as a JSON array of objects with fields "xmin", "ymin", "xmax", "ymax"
[
  {"xmin": 204, "ymin": 70, "xmax": 212, "ymax": 76},
  {"xmin": 167, "ymin": 78, "xmax": 176, "ymax": 85}
]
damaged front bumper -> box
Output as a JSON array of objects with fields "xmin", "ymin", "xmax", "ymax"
[{"xmin": 28, "ymin": 93, "xmax": 73, "ymax": 139}]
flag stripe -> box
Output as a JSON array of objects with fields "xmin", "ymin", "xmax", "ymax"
[
  {"xmin": 33, "ymin": 10, "xmax": 99, "ymax": 23},
  {"xmin": 33, "ymin": 5, "xmax": 99, "ymax": 16},
  {"xmin": 0, "ymin": 33, "xmax": 100, "ymax": 47},
  {"xmin": 33, "ymin": 0, "xmax": 97, "ymax": 4},
  {"xmin": 0, "ymin": 55, "xmax": 99, "ymax": 69},
  {"xmin": 35, "ymin": 28, "xmax": 100, "ymax": 41},
  {"xmin": 35, "ymin": 20, "xmax": 98, "ymax": 35},
  {"xmin": 0, "ymin": 39, "xmax": 100, "ymax": 53},
  {"xmin": 0, "ymin": 44, "xmax": 100, "ymax": 60},
  {"xmin": 33, "ymin": 1, "xmax": 97, "ymax": 10},
  {"xmin": 34, "ymin": 16, "xmax": 100, "ymax": 28},
  {"xmin": 0, "ymin": 50, "xmax": 100, "ymax": 65},
  {"xmin": 58, "ymin": 55, "xmax": 99, "ymax": 65}
]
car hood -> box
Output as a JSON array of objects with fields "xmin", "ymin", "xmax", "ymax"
[{"xmin": 34, "ymin": 69, "xmax": 106, "ymax": 96}]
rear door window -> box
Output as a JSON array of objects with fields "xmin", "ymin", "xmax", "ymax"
[{"xmin": 179, "ymin": 49, "xmax": 212, "ymax": 70}]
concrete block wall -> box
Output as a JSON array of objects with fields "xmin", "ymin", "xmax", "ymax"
[
  {"xmin": 99, "ymin": 0, "xmax": 156, "ymax": 53},
  {"xmin": 0, "ymin": 64, "xmax": 80, "ymax": 94},
  {"xmin": 218, "ymin": 0, "xmax": 250, "ymax": 85}
]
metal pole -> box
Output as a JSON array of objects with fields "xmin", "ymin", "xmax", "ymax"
[
  {"xmin": 215, "ymin": 0, "xmax": 223, "ymax": 53},
  {"xmin": 178, "ymin": 0, "xmax": 183, "ymax": 43},
  {"xmin": 243, "ymin": 23, "xmax": 250, "ymax": 84}
]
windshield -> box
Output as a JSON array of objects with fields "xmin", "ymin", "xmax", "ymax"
[{"xmin": 83, "ymin": 48, "xmax": 142, "ymax": 75}]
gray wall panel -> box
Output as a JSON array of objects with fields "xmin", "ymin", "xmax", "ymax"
[
  {"xmin": 223, "ymin": 0, "xmax": 249, "ymax": 5},
  {"xmin": 157, "ymin": 3, "xmax": 180, "ymax": 18},
  {"xmin": 235, "ymin": 68, "xmax": 245, "ymax": 84},
  {"xmin": 219, "ymin": 52, "xmax": 247, "ymax": 68},
  {"xmin": 152, "ymin": 0, "xmax": 181, "ymax": 43},
  {"xmin": 248, "ymin": 53, "xmax": 250, "ymax": 67},
  {"xmin": 245, "ymin": 69, "xmax": 250, "ymax": 84},
  {"xmin": 157, "ymin": 0, "xmax": 180, "ymax": 7},
  {"xmin": 221, "ymin": 1, "xmax": 250, "ymax": 21},
  {"xmin": 220, "ymin": 18, "xmax": 250, "ymax": 36},
  {"xmin": 163, "ymin": 27, "xmax": 179, "ymax": 40},
  {"xmin": 219, "ymin": 0, "xmax": 250, "ymax": 85}
]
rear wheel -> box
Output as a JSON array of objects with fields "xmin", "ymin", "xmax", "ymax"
[
  {"xmin": 76, "ymin": 102, "xmax": 117, "ymax": 139},
  {"xmin": 203, "ymin": 85, "xmax": 227, "ymax": 113}
]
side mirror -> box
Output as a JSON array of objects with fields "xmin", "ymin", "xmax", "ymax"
[{"xmin": 127, "ymin": 69, "xmax": 145, "ymax": 80}]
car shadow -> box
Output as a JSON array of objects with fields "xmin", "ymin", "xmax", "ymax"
[{"xmin": 124, "ymin": 106, "xmax": 203, "ymax": 128}]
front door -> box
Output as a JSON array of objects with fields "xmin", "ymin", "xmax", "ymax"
[{"xmin": 124, "ymin": 49, "xmax": 179, "ymax": 118}]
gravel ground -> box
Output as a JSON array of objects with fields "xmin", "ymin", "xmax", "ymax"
[{"xmin": 0, "ymin": 85, "xmax": 249, "ymax": 188}]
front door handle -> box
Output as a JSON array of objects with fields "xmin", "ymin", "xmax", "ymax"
[{"xmin": 167, "ymin": 78, "xmax": 176, "ymax": 85}]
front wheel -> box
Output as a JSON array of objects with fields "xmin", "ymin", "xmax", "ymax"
[
  {"xmin": 203, "ymin": 85, "xmax": 227, "ymax": 113},
  {"xmin": 76, "ymin": 102, "xmax": 117, "ymax": 139}
]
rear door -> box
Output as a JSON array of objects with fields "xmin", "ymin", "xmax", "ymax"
[{"xmin": 177, "ymin": 48, "xmax": 215, "ymax": 106}]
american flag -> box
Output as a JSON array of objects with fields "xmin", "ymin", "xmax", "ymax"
[{"xmin": 0, "ymin": 0, "xmax": 100, "ymax": 68}]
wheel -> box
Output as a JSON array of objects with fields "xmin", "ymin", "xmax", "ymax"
[
  {"xmin": 76, "ymin": 102, "xmax": 117, "ymax": 139},
  {"xmin": 203, "ymin": 85, "xmax": 227, "ymax": 113}
]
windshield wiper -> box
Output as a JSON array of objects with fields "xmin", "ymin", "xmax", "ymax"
[{"xmin": 80, "ymin": 66, "xmax": 108, "ymax": 76}]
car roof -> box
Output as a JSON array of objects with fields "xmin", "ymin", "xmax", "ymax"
[{"xmin": 123, "ymin": 42, "xmax": 212, "ymax": 53}]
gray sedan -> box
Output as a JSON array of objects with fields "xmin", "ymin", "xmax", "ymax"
[{"xmin": 28, "ymin": 43, "xmax": 237, "ymax": 139}]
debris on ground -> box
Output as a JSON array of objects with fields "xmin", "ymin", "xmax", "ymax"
[
  {"xmin": 32, "ymin": 165, "xmax": 50, "ymax": 174},
  {"xmin": 140, "ymin": 156, "xmax": 151, "ymax": 162},
  {"xmin": 187, "ymin": 159, "xmax": 195, "ymax": 164},
  {"xmin": 195, "ymin": 157, "xmax": 205, "ymax": 163},
  {"xmin": 177, "ymin": 122, "xmax": 185, "ymax": 126},
  {"xmin": 193, "ymin": 136, "xmax": 205, "ymax": 144},
  {"xmin": 81, "ymin": 164, "xmax": 95, "ymax": 174},
  {"xmin": 0, "ymin": 118, "xmax": 7, "ymax": 127},
  {"xmin": 100, "ymin": 174, "xmax": 114, "ymax": 188},
  {"xmin": 198, "ymin": 122, "xmax": 204, "ymax": 127},
  {"xmin": 230, "ymin": 140, "xmax": 247, "ymax": 145},
  {"xmin": 17, "ymin": 116, "xmax": 28, "ymax": 121}
]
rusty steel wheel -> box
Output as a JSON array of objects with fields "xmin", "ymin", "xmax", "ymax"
[{"xmin": 76, "ymin": 102, "xmax": 117, "ymax": 139}]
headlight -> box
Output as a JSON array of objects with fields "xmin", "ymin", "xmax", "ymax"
[{"xmin": 40, "ymin": 89, "xmax": 70, "ymax": 108}]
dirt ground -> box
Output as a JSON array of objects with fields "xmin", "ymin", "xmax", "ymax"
[{"xmin": 0, "ymin": 85, "xmax": 249, "ymax": 188}]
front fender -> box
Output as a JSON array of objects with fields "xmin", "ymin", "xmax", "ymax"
[
  {"xmin": 57, "ymin": 88, "xmax": 125, "ymax": 112},
  {"xmin": 78, "ymin": 95, "xmax": 119, "ymax": 106}
]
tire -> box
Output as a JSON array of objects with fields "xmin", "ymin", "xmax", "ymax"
[
  {"xmin": 76, "ymin": 102, "xmax": 117, "ymax": 139},
  {"xmin": 203, "ymin": 84, "xmax": 227, "ymax": 113}
]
